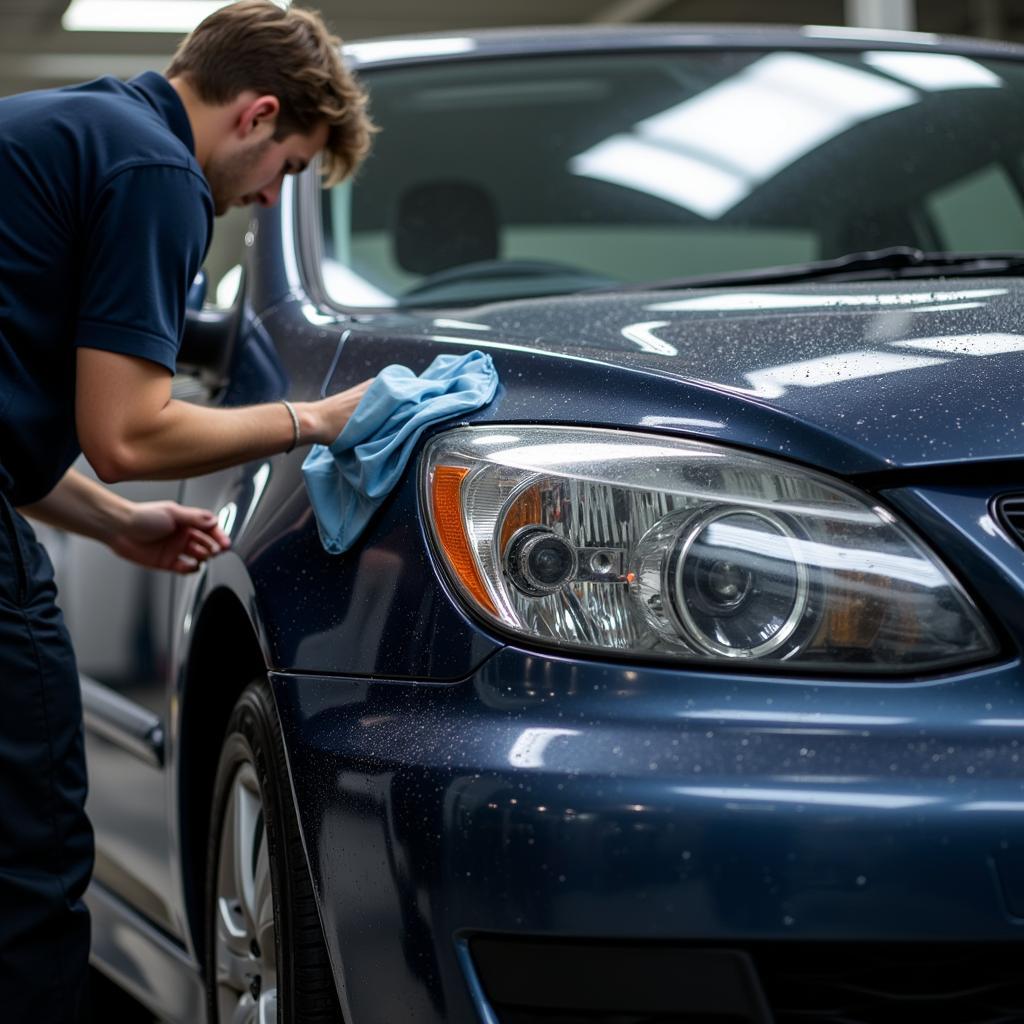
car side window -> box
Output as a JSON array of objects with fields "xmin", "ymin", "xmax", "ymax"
[
  {"xmin": 203, "ymin": 206, "xmax": 251, "ymax": 309},
  {"xmin": 172, "ymin": 208, "xmax": 251, "ymax": 402}
]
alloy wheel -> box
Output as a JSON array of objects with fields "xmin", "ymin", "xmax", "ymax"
[{"xmin": 214, "ymin": 760, "xmax": 278, "ymax": 1024}]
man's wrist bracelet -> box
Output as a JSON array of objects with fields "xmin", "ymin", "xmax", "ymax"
[{"xmin": 281, "ymin": 399, "xmax": 301, "ymax": 453}]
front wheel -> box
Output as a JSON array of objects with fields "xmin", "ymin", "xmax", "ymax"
[{"xmin": 205, "ymin": 679, "xmax": 341, "ymax": 1023}]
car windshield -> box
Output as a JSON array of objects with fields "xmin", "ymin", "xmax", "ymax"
[{"xmin": 320, "ymin": 48, "xmax": 1024, "ymax": 308}]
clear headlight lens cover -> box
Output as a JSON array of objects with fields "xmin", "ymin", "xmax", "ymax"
[{"xmin": 421, "ymin": 427, "xmax": 997, "ymax": 672}]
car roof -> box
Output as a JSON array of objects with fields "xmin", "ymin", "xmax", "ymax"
[{"xmin": 343, "ymin": 22, "xmax": 1024, "ymax": 69}]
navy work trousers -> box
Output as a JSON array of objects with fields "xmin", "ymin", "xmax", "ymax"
[{"xmin": 0, "ymin": 492, "xmax": 93, "ymax": 1023}]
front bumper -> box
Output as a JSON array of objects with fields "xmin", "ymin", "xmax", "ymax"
[{"xmin": 272, "ymin": 646, "xmax": 1024, "ymax": 1024}]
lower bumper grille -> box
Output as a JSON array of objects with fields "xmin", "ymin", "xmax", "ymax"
[
  {"xmin": 469, "ymin": 936, "xmax": 769, "ymax": 1022},
  {"xmin": 492, "ymin": 1015, "xmax": 741, "ymax": 1023},
  {"xmin": 467, "ymin": 937, "xmax": 1024, "ymax": 1024},
  {"xmin": 756, "ymin": 942, "xmax": 1024, "ymax": 1024}
]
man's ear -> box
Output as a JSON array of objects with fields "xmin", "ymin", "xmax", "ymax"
[{"xmin": 237, "ymin": 94, "xmax": 280, "ymax": 138}]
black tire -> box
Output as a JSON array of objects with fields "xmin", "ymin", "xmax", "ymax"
[{"xmin": 204, "ymin": 678, "xmax": 342, "ymax": 1023}]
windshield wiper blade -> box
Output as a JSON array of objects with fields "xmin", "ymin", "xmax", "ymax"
[{"xmin": 607, "ymin": 246, "xmax": 1024, "ymax": 293}]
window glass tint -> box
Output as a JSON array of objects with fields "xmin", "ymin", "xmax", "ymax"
[
  {"xmin": 203, "ymin": 206, "xmax": 250, "ymax": 309},
  {"xmin": 322, "ymin": 50, "xmax": 1024, "ymax": 307},
  {"xmin": 927, "ymin": 164, "xmax": 1024, "ymax": 251}
]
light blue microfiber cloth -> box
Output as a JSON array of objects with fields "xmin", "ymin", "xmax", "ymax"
[{"xmin": 302, "ymin": 349, "xmax": 499, "ymax": 554}]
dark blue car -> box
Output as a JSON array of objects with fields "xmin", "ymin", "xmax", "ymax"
[{"xmin": 72, "ymin": 23, "xmax": 1024, "ymax": 1024}]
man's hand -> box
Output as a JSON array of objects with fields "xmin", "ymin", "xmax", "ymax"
[
  {"xmin": 109, "ymin": 501, "xmax": 232, "ymax": 574},
  {"xmin": 300, "ymin": 378, "xmax": 374, "ymax": 446}
]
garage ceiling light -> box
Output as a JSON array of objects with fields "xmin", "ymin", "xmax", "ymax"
[
  {"xmin": 863, "ymin": 51, "xmax": 1002, "ymax": 91},
  {"xmin": 572, "ymin": 53, "xmax": 917, "ymax": 220},
  {"xmin": 64, "ymin": 1, "xmax": 238, "ymax": 33},
  {"xmin": 570, "ymin": 135, "xmax": 748, "ymax": 220},
  {"xmin": 344, "ymin": 38, "xmax": 478, "ymax": 64}
]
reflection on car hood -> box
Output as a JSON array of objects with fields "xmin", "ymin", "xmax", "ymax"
[{"xmin": 421, "ymin": 277, "xmax": 1024, "ymax": 471}]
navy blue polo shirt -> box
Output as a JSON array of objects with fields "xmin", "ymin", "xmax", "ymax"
[{"xmin": 0, "ymin": 71, "xmax": 214, "ymax": 505}]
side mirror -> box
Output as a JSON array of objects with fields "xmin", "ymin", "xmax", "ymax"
[{"xmin": 178, "ymin": 266, "xmax": 245, "ymax": 384}]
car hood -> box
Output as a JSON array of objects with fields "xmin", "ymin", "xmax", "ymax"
[{"xmin": 409, "ymin": 277, "xmax": 1024, "ymax": 473}]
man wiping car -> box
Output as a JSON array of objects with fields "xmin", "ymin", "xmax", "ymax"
[{"xmin": 0, "ymin": 2, "xmax": 375, "ymax": 1019}]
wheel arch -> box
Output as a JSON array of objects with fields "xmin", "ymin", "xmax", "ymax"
[{"xmin": 177, "ymin": 585, "xmax": 267, "ymax": 967}]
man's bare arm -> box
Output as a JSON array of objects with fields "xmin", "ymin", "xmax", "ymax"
[
  {"xmin": 76, "ymin": 348, "xmax": 370, "ymax": 483},
  {"xmin": 19, "ymin": 466, "xmax": 133, "ymax": 540},
  {"xmin": 20, "ymin": 466, "xmax": 232, "ymax": 573}
]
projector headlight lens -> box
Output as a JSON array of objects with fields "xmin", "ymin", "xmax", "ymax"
[{"xmin": 668, "ymin": 507, "xmax": 809, "ymax": 658}]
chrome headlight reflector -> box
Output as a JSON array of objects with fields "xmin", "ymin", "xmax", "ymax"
[{"xmin": 422, "ymin": 427, "xmax": 996, "ymax": 672}]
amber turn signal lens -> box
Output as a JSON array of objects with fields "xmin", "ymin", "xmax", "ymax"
[{"xmin": 430, "ymin": 465, "xmax": 499, "ymax": 616}]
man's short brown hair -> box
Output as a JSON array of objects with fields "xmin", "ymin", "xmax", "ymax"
[{"xmin": 166, "ymin": 0, "xmax": 374, "ymax": 186}]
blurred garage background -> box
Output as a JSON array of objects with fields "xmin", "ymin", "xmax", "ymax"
[{"xmin": 0, "ymin": 1, "xmax": 1021, "ymax": 103}]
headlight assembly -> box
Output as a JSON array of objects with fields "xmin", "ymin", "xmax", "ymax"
[{"xmin": 421, "ymin": 426, "xmax": 997, "ymax": 672}]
